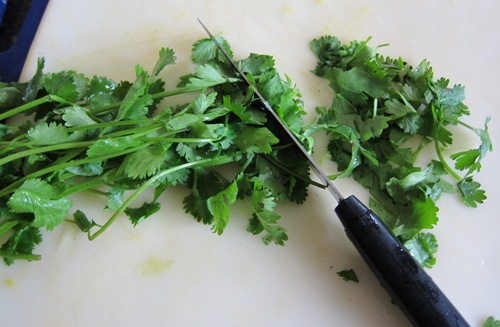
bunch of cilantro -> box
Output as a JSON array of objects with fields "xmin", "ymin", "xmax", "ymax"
[
  {"xmin": 0, "ymin": 36, "xmax": 313, "ymax": 265},
  {"xmin": 309, "ymin": 36, "xmax": 492, "ymax": 268}
]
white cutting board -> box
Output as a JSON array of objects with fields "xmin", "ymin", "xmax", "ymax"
[{"xmin": 2, "ymin": 0, "xmax": 499, "ymax": 326}]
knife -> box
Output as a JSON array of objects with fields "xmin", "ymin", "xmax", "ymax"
[{"xmin": 198, "ymin": 19, "xmax": 470, "ymax": 327}]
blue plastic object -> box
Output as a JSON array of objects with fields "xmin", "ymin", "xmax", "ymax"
[
  {"xmin": 0, "ymin": 0, "xmax": 49, "ymax": 82},
  {"xmin": 0, "ymin": 1, "xmax": 7, "ymax": 24}
]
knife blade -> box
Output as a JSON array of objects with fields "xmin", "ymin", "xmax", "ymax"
[{"xmin": 198, "ymin": 18, "xmax": 470, "ymax": 327}]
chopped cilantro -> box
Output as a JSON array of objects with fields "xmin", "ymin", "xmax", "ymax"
[
  {"xmin": 483, "ymin": 317, "xmax": 500, "ymax": 327},
  {"xmin": 336, "ymin": 269, "xmax": 359, "ymax": 282},
  {"xmin": 310, "ymin": 35, "xmax": 492, "ymax": 266}
]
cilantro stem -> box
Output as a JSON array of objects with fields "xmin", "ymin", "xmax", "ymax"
[
  {"xmin": 141, "ymin": 136, "xmax": 217, "ymax": 144},
  {"xmin": 89, "ymin": 85, "xmax": 214, "ymax": 116},
  {"xmin": 0, "ymin": 250, "xmax": 41, "ymax": 262},
  {"xmin": 65, "ymin": 118, "xmax": 158, "ymax": 132},
  {"xmin": 433, "ymin": 122, "xmax": 462, "ymax": 181},
  {"xmin": 88, "ymin": 152, "xmax": 243, "ymax": 240},
  {"xmin": 0, "ymin": 146, "xmax": 144, "ymax": 198},
  {"xmin": 0, "ymin": 94, "xmax": 71, "ymax": 121},
  {"xmin": 100, "ymin": 123, "xmax": 163, "ymax": 139},
  {"xmin": 61, "ymin": 171, "xmax": 123, "ymax": 197},
  {"xmin": 0, "ymin": 140, "xmax": 95, "ymax": 167},
  {"xmin": 0, "ymin": 220, "xmax": 19, "ymax": 235}
]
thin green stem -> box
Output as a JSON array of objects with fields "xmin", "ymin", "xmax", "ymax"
[
  {"xmin": 0, "ymin": 250, "xmax": 42, "ymax": 262},
  {"xmin": 101, "ymin": 123, "xmax": 162, "ymax": 139},
  {"xmin": 65, "ymin": 118, "xmax": 158, "ymax": 133},
  {"xmin": 61, "ymin": 173, "xmax": 123, "ymax": 197},
  {"xmin": 88, "ymin": 152, "xmax": 243, "ymax": 240},
  {"xmin": 0, "ymin": 94, "xmax": 71, "ymax": 121},
  {"xmin": 0, "ymin": 146, "xmax": 143, "ymax": 198},
  {"xmin": 0, "ymin": 140, "xmax": 95, "ymax": 167},
  {"xmin": 434, "ymin": 122, "xmax": 461, "ymax": 181},
  {"xmin": 89, "ymin": 86, "xmax": 210, "ymax": 116}
]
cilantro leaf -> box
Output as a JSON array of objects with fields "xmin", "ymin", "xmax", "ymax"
[
  {"xmin": 73, "ymin": 210, "xmax": 99, "ymax": 233},
  {"xmin": 451, "ymin": 149, "xmax": 482, "ymax": 173},
  {"xmin": 86, "ymin": 136, "xmax": 142, "ymax": 158},
  {"xmin": 336, "ymin": 269, "xmax": 359, "ymax": 282},
  {"xmin": 41, "ymin": 71, "xmax": 89, "ymax": 102},
  {"xmin": 28, "ymin": 122, "xmax": 70, "ymax": 145},
  {"xmin": 106, "ymin": 188, "xmax": 125, "ymax": 211},
  {"xmin": 239, "ymin": 53, "xmax": 275, "ymax": 76},
  {"xmin": 62, "ymin": 105, "xmax": 98, "ymax": 127},
  {"xmin": 457, "ymin": 177, "xmax": 486, "ymax": 208},
  {"xmin": 310, "ymin": 35, "xmax": 342, "ymax": 76},
  {"xmin": 7, "ymin": 179, "xmax": 72, "ymax": 231},
  {"xmin": 483, "ymin": 317, "xmax": 500, "ymax": 327},
  {"xmin": 233, "ymin": 125, "xmax": 279, "ymax": 154},
  {"xmin": 192, "ymin": 36, "xmax": 233, "ymax": 64},
  {"xmin": 186, "ymin": 64, "xmax": 230, "ymax": 88},
  {"xmin": 323, "ymin": 66, "xmax": 391, "ymax": 105},
  {"xmin": 151, "ymin": 48, "xmax": 176, "ymax": 80},
  {"xmin": 223, "ymin": 95, "xmax": 266, "ymax": 125},
  {"xmin": 88, "ymin": 76, "xmax": 118, "ymax": 108},
  {"xmin": 125, "ymin": 201, "xmax": 161, "ymax": 226},
  {"xmin": 0, "ymin": 224, "xmax": 42, "ymax": 265},
  {"xmin": 193, "ymin": 91, "xmax": 217, "ymax": 115},
  {"xmin": 404, "ymin": 232, "xmax": 438, "ymax": 268},
  {"xmin": 183, "ymin": 169, "xmax": 228, "ymax": 225},
  {"xmin": 116, "ymin": 65, "xmax": 152, "ymax": 120},
  {"xmin": 208, "ymin": 177, "xmax": 239, "ymax": 235},
  {"xmin": 65, "ymin": 161, "xmax": 104, "ymax": 176},
  {"xmin": 247, "ymin": 179, "xmax": 288, "ymax": 245},
  {"xmin": 123, "ymin": 144, "xmax": 169, "ymax": 179}
]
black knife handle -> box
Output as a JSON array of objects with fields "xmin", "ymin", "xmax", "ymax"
[{"xmin": 334, "ymin": 195, "xmax": 470, "ymax": 327}]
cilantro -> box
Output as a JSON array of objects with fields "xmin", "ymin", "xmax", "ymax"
[
  {"xmin": 310, "ymin": 35, "xmax": 492, "ymax": 266},
  {"xmin": 73, "ymin": 210, "xmax": 99, "ymax": 233},
  {"xmin": 483, "ymin": 317, "xmax": 500, "ymax": 327},
  {"xmin": 0, "ymin": 224, "xmax": 42, "ymax": 265},
  {"xmin": 0, "ymin": 35, "xmax": 312, "ymax": 264},
  {"xmin": 404, "ymin": 232, "xmax": 438, "ymax": 268},
  {"xmin": 336, "ymin": 269, "xmax": 359, "ymax": 282},
  {"xmin": 247, "ymin": 178, "xmax": 288, "ymax": 245},
  {"xmin": 208, "ymin": 177, "xmax": 239, "ymax": 235},
  {"xmin": 8, "ymin": 179, "xmax": 72, "ymax": 231},
  {"xmin": 125, "ymin": 201, "xmax": 161, "ymax": 226}
]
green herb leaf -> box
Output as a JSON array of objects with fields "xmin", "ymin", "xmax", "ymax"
[
  {"xmin": 208, "ymin": 177, "xmax": 239, "ymax": 235},
  {"xmin": 151, "ymin": 47, "xmax": 176, "ymax": 79},
  {"xmin": 27, "ymin": 122, "xmax": 70, "ymax": 145},
  {"xmin": 41, "ymin": 71, "xmax": 89, "ymax": 102},
  {"xmin": 73, "ymin": 210, "xmax": 98, "ymax": 233},
  {"xmin": 247, "ymin": 179, "xmax": 287, "ymax": 245},
  {"xmin": 125, "ymin": 201, "xmax": 161, "ymax": 226},
  {"xmin": 123, "ymin": 144, "xmax": 169, "ymax": 179},
  {"xmin": 86, "ymin": 136, "xmax": 142, "ymax": 158},
  {"xmin": 233, "ymin": 125, "xmax": 279, "ymax": 154},
  {"xmin": 404, "ymin": 232, "xmax": 438, "ymax": 268},
  {"xmin": 8, "ymin": 179, "xmax": 72, "ymax": 231},
  {"xmin": 483, "ymin": 317, "xmax": 500, "ymax": 327},
  {"xmin": 457, "ymin": 177, "xmax": 486, "ymax": 208},
  {"xmin": 0, "ymin": 225, "xmax": 42, "ymax": 265},
  {"xmin": 336, "ymin": 269, "xmax": 359, "ymax": 282}
]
